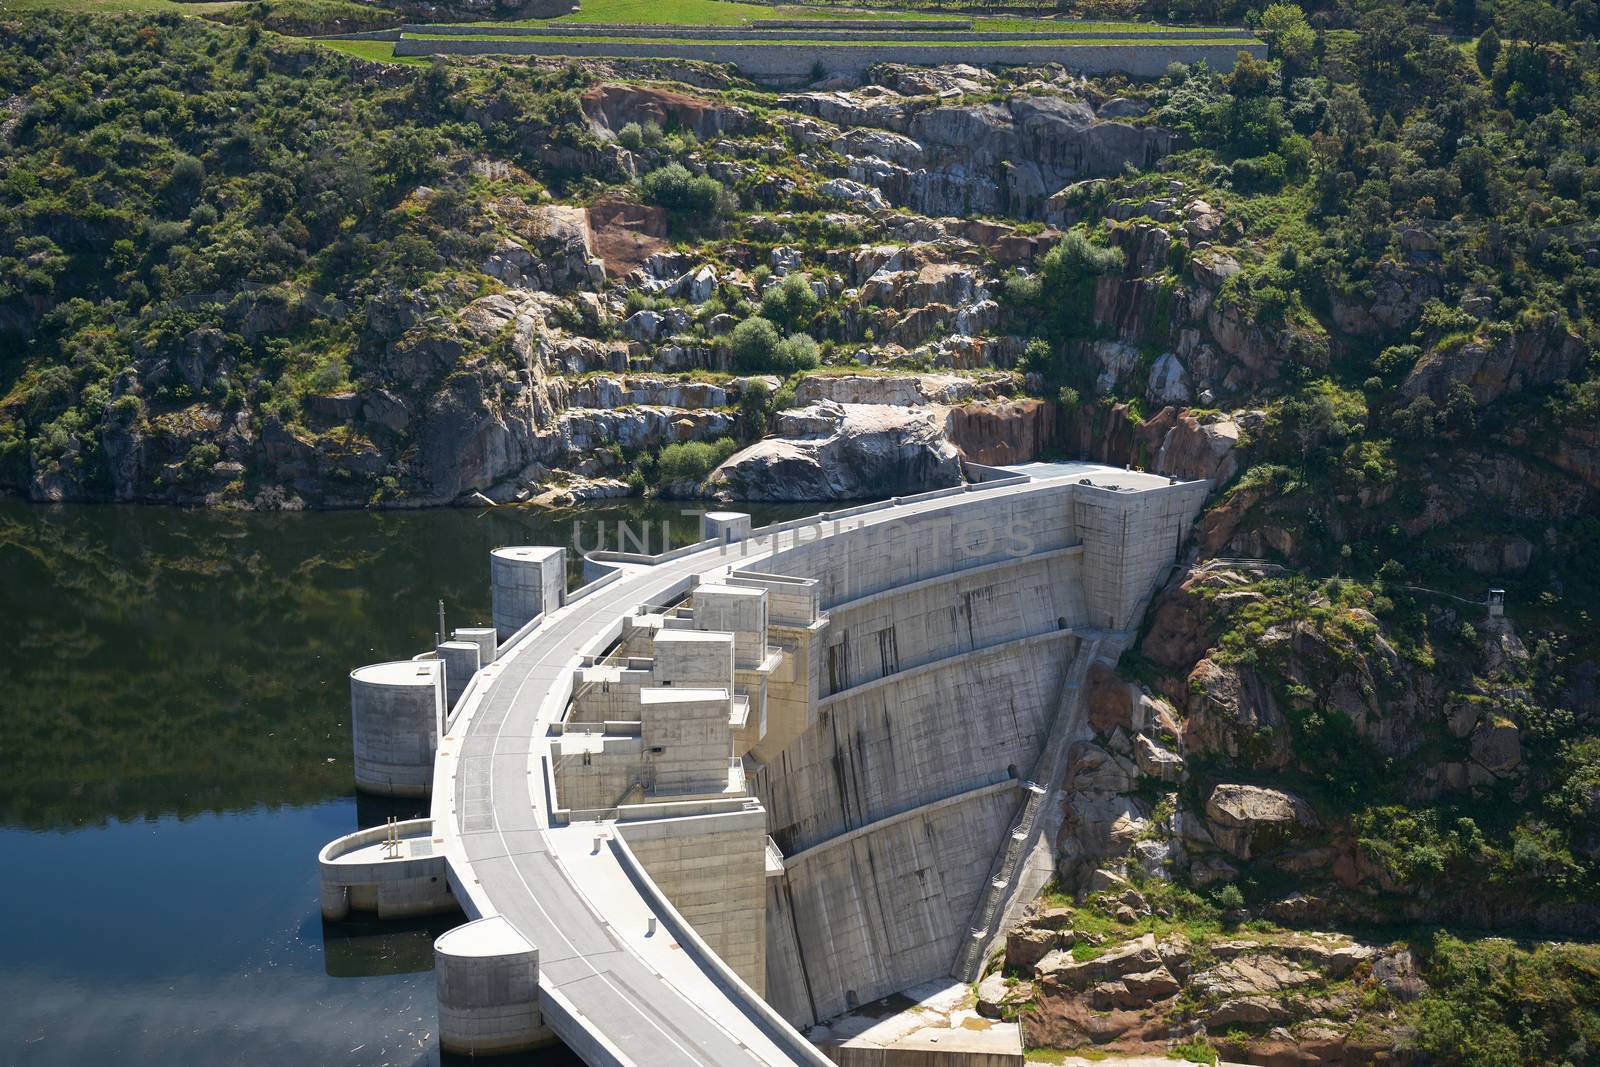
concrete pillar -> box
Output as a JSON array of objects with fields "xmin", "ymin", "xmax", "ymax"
[
  {"xmin": 436, "ymin": 640, "xmax": 481, "ymax": 712},
  {"xmin": 435, "ymin": 916, "xmax": 549, "ymax": 1055},
  {"xmin": 454, "ymin": 626, "xmax": 498, "ymax": 665},
  {"xmin": 694, "ymin": 583, "xmax": 769, "ymax": 669},
  {"xmin": 640, "ymin": 688, "xmax": 735, "ymax": 796},
  {"xmin": 350, "ymin": 660, "xmax": 443, "ymax": 797},
  {"xmin": 652, "ymin": 629, "xmax": 735, "ymax": 690},
  {"xmin": 491, "ymin": 546, "xmax": 565, "ymax": 642},
  {"xmin": 702, "ymin": 510, "xmax": 752, "ymax": 546}
]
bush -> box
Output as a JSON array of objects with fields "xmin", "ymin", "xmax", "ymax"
[
  {"xmin": 1036, "ymin": 229, "xmax": 1124, "ymax": 340},
  {"xmin": 639, "ymin": 162, "xmax": 727, "ymax": 227},
  {"xmin": 738, "ymin": 377, "xmax": 772, "ymax": 440},
  {"xmin": 728, "ymin": 316, "xmax": 820, "ymax": 374},
  {"xmin": 759, "ymin": 272, "xmax": 820, "ymax": 331},
  {"xmin": 655, "ymin": 438, "xmax": 739, "ymax": 484},
  {"xmin": 773, "ymin": 332, "xmax": 820, "ymax": 374},
  {"xmin": 729, "ymin": 316, "xmax": 782, "ymax": 371}
]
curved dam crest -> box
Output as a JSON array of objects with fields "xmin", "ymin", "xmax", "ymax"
[{"xmin": 316, "ymin": 462, "xmax": 1207, "ymax": 1064}]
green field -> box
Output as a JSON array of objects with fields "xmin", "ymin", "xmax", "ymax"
[
  {"xmin": 320, "ymin": 38, "xmax": 433, "ymax": 63},
  {"xmin": 2, "ymin": 0, "xmax": 1231, "ymax": 41},
  {"xmin": 518, "ymin": 0, "xmax": 1171, "ymax": 34},
  {"xmin": 410, "ymin": 31, "xmax": 1259, "ymax": 45},
  {"xmin": 2, "ymin": 0, "xmax": 237, "ymax": 12}
]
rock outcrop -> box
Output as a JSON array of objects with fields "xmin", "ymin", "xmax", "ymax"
[
  {"xmin": 783, "ymin": 88, "xmax": 1173, "ymax": 218},
  {"xmin": 707, "ymin": 400, "xmax": 960, "ymax": 501}
]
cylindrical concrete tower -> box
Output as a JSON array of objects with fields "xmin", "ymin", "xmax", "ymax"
[
  {"xmin": 702, "ymin": 510, "xmax": 752, "ymax": 545},
  {"xmin": 436, "ymin": 640, "xmax": 481, "ymax": 713},
  {"xmin": 350, "ymin": 660, "xmax": 443, "ymax": 797},
  {"xmin": 453, "ymin": 626, "xmax": 498, "ymax": 665},
  {"xmin": 491, "ymin": 546, "xmax": 566, "ymax": 642},
  {"xmin": 435, "ymin": 916, "xmax": 550, "ymax": 1054}
]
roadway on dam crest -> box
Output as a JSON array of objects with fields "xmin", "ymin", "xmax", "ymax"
[{"xmin": 436, "ymin": 475, "xmax": 1072, "ymax": 1067}]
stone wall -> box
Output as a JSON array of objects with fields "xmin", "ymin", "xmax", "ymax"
[
  {"xmin": 403, "ymin": 23, "xmax": 1254, "ymax": 42},
  {"xmin": 393, "ymin": 39, "xmax": 1266, "ymax": 85}
]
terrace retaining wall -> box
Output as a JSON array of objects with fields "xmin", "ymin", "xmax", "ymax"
[
  {"xmin": 392, "ymin": 38, "xmax": 1264, "ymax": 83},
  {"xmin": 402, "ymin": 22, "xmax": 1247, "ymax": 40}
]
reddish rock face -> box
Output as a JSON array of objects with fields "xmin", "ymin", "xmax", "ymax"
[
  {"xmin": 584, "ymin": 193, "xmax": 667, "ymax": 279},
  {"xmin": 1085, "ymin": 661, "xmax": 1139, "ymax": 735},
  {"xmin": 580, "ymin": 83, "xmax": 749, "ymax": 140},
  {"xmin": 945, "ymin": 398, "xmax": 1055, "ymax": 465}
]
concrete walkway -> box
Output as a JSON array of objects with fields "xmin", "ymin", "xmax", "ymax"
[{"xmin": 435, "ymin": 477, "xmax": 1070, "ymax": 1067}]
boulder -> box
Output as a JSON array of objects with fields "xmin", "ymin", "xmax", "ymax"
[
  {"xmin": 1189, "ymin": 854, "xmax": 1238, "ymax": 886},
  {"xmin": 1035, "ymin": 933, "xmax": 1161, "ymax": 989},
  {"xmin": 706, "ymin": 401, "xmax": 959, "ymax": 501},
  {"xmin": 1154, "ymin": 412, "xmax": 1241, "ymax": 486},
  {"xmin": 1373, "ymin": 949, "xmax": 1427, "ymax": 1002},
  {"xmin": 1097, "ymin": 96, "xmax": 1149, "ymax": 119},
  {"xmin": 1470, "ymin": 719, "xmax": 1523, "ymax": 777},
  {"xmin": 1204, "ymin": 784, "xmax": 1319, "ymax": 860},
  {"xmin": 1204, "ymin": 995, "xmax": 1295, "ymax": 1029},
  {"xmin": 1146, "ymin": 352, "xmax": 1192, "ymax": 404},
  {"xmin": 818, "ymin": 177, "xmax": 889, "ymax": 211},
  {"xmin": 1183, "ymin": 659, "xmax": 1294, "ymax": 770},
  {"xmin": 621, "ymin": 309, "xmax": 664, "ymax": 342},
  {"xmin": 1190, "ymin": 954, "xmax": 1318, "ymax": 1000},
  {"xmin": 1183, "ymin": 199, "xmax": 1224, "ymax": 243},
  {"xmin": 1005, "ymin": 924, "xmax": 1060, "ymax": 970},
  {"xmin": 1120, "ymin": 966, "xmax": 1182, "ymax": 1004},
  {"xmin": 1133, "ymin": 733, "xmax": 1185, "ymax": 782}
]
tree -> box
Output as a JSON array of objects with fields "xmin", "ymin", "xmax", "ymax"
[
  {"xmin": 1258, "ymin": 3, "xmax": 1315, "ymax": 75},
  {"xmin": 729, "ymin": 316, "xmax": 781, "ymax": 372},
  {"xmin": 1476, "ymin": 27, "xmax": 1501, "ymax": 79},
  {"xmin": 737, "ymin": 377, "xmax": 771, "ymax": 440},
  {"xmin": 1034, "ymin": 229, "xmax": 1124, "ymax": 342},
  {"xmin": 758, "ymin": 272, "xmax": 819, "ymax": 331}
]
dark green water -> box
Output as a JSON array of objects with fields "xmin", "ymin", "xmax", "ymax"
[{"xmin": 0, "ymin": 496, "xmax": 813, "ymax": 1066}]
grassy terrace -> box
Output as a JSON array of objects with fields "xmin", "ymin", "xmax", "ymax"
[
  {"xmin": 498, "ymin": 0, "xmax": 1198, "ymax": 34},
  {"xmin": 4, "ymin": 0, "xmax": 238, "ymax": 11},
  {"xmin": 408, "ymin": 32, "xmax": 1260, "ymax": 45}
]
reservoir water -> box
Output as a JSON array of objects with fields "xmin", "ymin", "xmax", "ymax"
[{"xmin": 0, "ymin": 496, "xmax": 810, "ymax": 1066}]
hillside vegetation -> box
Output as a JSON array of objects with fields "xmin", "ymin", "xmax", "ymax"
[{"xmin": 1, "ymin": 4, "xmax": 1599, "ymax": 1060}]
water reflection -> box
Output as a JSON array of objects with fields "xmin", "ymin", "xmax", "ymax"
[
  {"xmin": 324, "ymin": 914, "xmax": 467, "ymax": 979},
  {"xmin": 1, "ymin": 497, "xmax": 814, "ymax": 1066}
]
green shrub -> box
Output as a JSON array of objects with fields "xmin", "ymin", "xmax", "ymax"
[
  {"xmin": 728, "ymin": 317, "xmax": 819, "ymax": 374},
  {"xmin": 655, "ymin": 438, "xmax": 738, "ymax": 484},
  {"xmin": 640, "ymin": 162, "xmax": 728, "ymax": 227},
  {"xmin": 759, "ymin": 272, "xmax": 820, "ymax": 331},
  {"xmin": 738, "ymin": 377, "xmax": 772, "ymax": 440}
]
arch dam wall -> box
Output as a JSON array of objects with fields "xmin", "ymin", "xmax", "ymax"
[
  {"xmin": 314, "ymin": 465, "xmax": 1207, "ymax": 1062},
  {"xmin": 734, "ymin": 475, "xmax": 1207, "ymax": 1028}
]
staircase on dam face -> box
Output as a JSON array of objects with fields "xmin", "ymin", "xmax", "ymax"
[{"xmin": 952, "ymin": 636, "xmax": 1104, "ymax": 982}]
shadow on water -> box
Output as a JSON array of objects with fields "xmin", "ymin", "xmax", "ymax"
[
  {"xmin": 322, "ymin": 912, "xmax": 469, "ymax": 978},
  {"xmin": 356, "ymin": 791, "xmax": 432, "ymax": 829}
]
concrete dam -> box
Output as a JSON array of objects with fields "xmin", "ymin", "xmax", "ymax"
[{"xmin": 315, "ymin": 463, "xmax": 1207, "ymax": 1065}]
